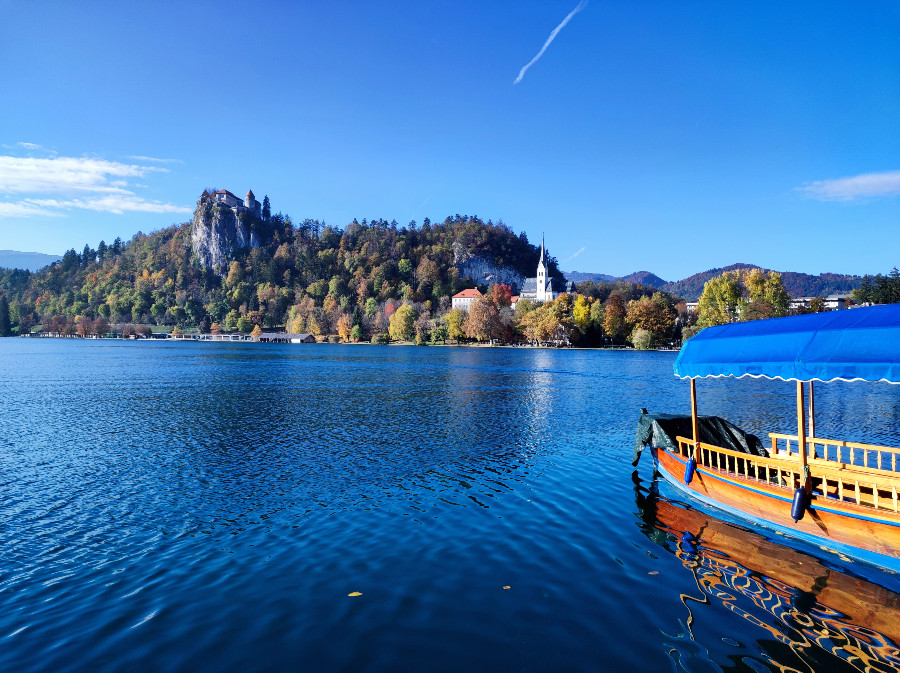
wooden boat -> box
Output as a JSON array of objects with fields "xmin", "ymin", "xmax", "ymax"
[{"xmin": 643, "ymin": 304, "xmax": 900, "ymax": 573}]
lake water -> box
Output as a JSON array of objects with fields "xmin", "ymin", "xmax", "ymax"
[{"xmin": 2, "ymin": 339, "xmax": 900, "ymax": 672}]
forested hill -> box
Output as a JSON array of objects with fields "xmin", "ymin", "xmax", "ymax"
[
  {"xmin": 0, "ymin": 208, "xmax": 562, "ymax": 331},
  {"xmin": 660, "ymin": 264, "xmax": 862, "ymax": 300},
  {"xmin": 567, "ymin": 263, "xmax": 863, "ymax": 301}
]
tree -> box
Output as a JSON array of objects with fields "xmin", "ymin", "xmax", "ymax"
[
  {"xmin": 93, "ymin": 317, "xmax": 109, "ymax": 338},
  {"xmin": 350, "ymin": 324, "xmax": 363, "ymax": 342},
  {"xmin": 698, "ymin": 269, "xmax": 790, "ymax": 327},
  {"xmin": 490, "ymin": 283, "xmax": 513, "ymax": 308},
  {"xmin": 464, "ymin": 296, "xmax": 501, "ymax": 342},
  {"xmin": 625, "ymin": 292, "xmax": 675, "ymax": 345},
  {"xmin": 337, "ymin": 313, "xmax": 353, "ymax": 342},
  {"xmin": 808, "ymin": 297, "xmax": 826, "ymax": 313},
  {"xmin": 262, "ymin": 195, "xmax": 271, "ymax": 221},
  {"xmin": 696, "ymin": 271, "xmax": 744, "ymax": 327},
  {"xmin": 603, "ymin": 293, "xmax": 627, "ymax": 344},
  {"xmin": 631, "ymin": 328, "xmax": 652, "ymax": 350},
  {"xmin": 251, "ymin": 324, "xmax": 263, "ymax": 339},
  {"xmin": 444, "ymin": 308, "xmax": 466, "ymax": 344},
  {"xmin": 0, "ymin": 295, "xmax": 12, "ymax": 336},
  {"xmin": 388, "ymin": 304, "xmax": 417, "ymax": 341}
]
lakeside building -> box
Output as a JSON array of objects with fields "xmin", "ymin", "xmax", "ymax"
[
  {"xmin": 451, "ymin": 288, "xmax": 482, "ymax": 312},
  {"xmin": 789, "ymin": 294, "xmax": 854, "ymax": 311},
  {"xmin": 519, "ymin": 237, "xmax": 575, "ymax": 303},
  {"xmin": 200, "ymin": 188, "xmax": 262, "ymax": 218},
  {"xmin": 686, "ymin": 293, "xmax": 855, "ymax": 316}
]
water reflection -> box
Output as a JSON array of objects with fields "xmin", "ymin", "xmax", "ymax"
[{"xmin": 634, "ymin": 473, "xmax": 900, "ymax": 672}]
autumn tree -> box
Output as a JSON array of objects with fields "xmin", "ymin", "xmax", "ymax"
[
  {"xmin": 696, "ymin": 271, "xmax": 744, "ymax": 327},
  {"xmin": 603, "ymin": 293, "xmax": 627, "ymax": 344},
  {"xmin": 337, "ymin": 313, "xmax": 353, "ymax": 342},
  {"xmin": 389, "ymin": 304, "xmax": 417, "ymax": 341},
  {"xmin": 464, "ymin": 296, "xmax": 501, "ymax": 342},
  {"xmin": 444, "ymin": 308, "xmax": 466, "ymax": 344},
  {"xmin": 251, "ymin": 324, "xmax": 263, "ymax": 339},
  {"xmin": 626, "ymin": 292, "xmax": 675, "ymax": 346},
  {"xmin": 490, "ymin": 283, "xmax": 513, "ymax": 308},
  {"xmin": 698, "ymin": 269, "xmax": 790, "ymax": 327}
]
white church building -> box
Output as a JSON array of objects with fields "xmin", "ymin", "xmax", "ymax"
[{"xmin": 518, "ymin": 237, "xmax": 574, "ymax": 302}]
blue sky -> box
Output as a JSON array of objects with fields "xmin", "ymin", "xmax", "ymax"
[{"xmin": 1, "ymin": 1, "xmax": 898, "ymax": 280}]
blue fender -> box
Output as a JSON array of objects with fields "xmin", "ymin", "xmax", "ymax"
[{"xmin": 684, "ymin": 456, "xmax": 696, "ymax": 485}]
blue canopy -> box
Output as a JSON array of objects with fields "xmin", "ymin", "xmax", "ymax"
[{"xmin": 674, "ymin": 304, "xmax": 900, "ymax": 383}]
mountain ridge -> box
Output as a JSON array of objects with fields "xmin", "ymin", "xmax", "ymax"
[
  {"xmin": 0, "ymin": 250, "xmax": 62, "ymax": 272},
  {"xmin": 565, "ymin": 263, "xmax": 863, "ymax": 300}
]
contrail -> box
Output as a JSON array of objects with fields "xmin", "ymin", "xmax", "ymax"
[
  {"xmin": 514, "ymin": 1, "xmax": 587, "ymax": 84},
  {"xmin": 565, "ymin": 246, "xmax": 586, "ymax": 261}
]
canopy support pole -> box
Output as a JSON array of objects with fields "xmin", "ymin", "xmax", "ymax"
[
  {"xmin": 796, "ymin": 381, "xmax": 809, "ymax": 490},
  {"xmin": 690, "ymin": 378, "xmax": 699, "ymax": 450},
  {"xmin": 808, "ymin": 380, "xmax": 815, "ymax": 440}
]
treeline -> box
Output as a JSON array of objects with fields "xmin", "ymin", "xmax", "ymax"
[
  {"xmin": 0, "ymin": 202, "xmax": 690, "ymax": 346},
  {"xmin": 368, "ymin": 283, "xmax": 686, "ymax": 348},
  {"xmin": 851, "ymin": 268, "xmax": 900, "ymax": 305},
  {"xmin": 0, "ymin": 211, "xmax": 562, "ymax": 333}
]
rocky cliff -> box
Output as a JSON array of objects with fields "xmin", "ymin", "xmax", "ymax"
[
  {"xmin": 453, "ymin": 242, "xmax": 525, "ymax": 288},
  {"xmin": 191, "ymin": 199, "xmax": 262, "ymax": 270}
]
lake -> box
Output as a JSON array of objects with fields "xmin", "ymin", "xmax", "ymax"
[{"xmin": 2, "ymin": 339, "xmax": 899, "ymax": 672}]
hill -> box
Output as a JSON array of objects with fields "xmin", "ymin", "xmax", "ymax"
[
  {"xmin": 620, "ymin": 271, "xmax": 667, "ymax": 289},
  {"xmin": 568, "ymin": 263, "xmax": 863, "ymax": 301},
  {"xmin": 0, "ymin": 250, "xmax": 61, "ymax": 272},
  {"xmin": 0, "ymin": 196, "xmax": 565, "ymax": 334},
  {"xmin": 564, "ymin": 270, "xmax": 618, "ymax": 283}
]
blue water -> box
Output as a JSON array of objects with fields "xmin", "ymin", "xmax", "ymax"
[{"xmin": 2, "ymin": 339, "xmax": 899, "ymax": 672}]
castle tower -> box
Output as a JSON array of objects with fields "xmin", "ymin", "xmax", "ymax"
[{"xmin": 245, "ymin": 189, "xmax": 261, "ymax": 217}]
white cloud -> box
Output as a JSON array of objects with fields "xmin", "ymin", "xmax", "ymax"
[
  {"xmin": 800, "ymin": 170, "xmax": 900, "ymax": 201},
  {"xmin": 514, "ymin": 1, "xmax": 587, "ymax": 85},
  {"xmin": 0, "ymin": 156, "xmax": 166, "ymax": 195},
  {"xmin": 18, "ymin": 142, "xmax": 55, "ymax": 154},
  {"xmin": 565, "ymin": 246, "xmax": 586, "ymax": 261},
  {"xmin": 27, "ymin": 196, "xmax": 191, "ymax": 216},
  {"xmin": 0, "ymin": 201, "xmax": 62, "ymax": 218},
  {"xmin": 126, "ymin": 155, "xmax": 183, "ymax": 164},
  {"xmin": 0, "ymin": 151, "xmax": 189, "ymax": 219}
]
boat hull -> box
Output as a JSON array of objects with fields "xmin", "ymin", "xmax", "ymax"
[{"xmin": 652, "ymin": 446, "xmax": 900, "ymax": 574}]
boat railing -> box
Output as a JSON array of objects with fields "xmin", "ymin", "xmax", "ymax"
[
  {"xmin": 676, "ymin": 436, "xmax": 900, "ymax": 514},
  {"xmin": 769, "ymin": 433, "xmax": 900, "ymax": 474}
]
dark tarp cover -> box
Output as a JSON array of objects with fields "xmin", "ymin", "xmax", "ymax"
[
  {"xmin": 673, "ymin": 303, "xmax": 900, "ymax": 383},
  {"xmin": 633, "ymin": 412, "xmax": 768, "ymax": 466}
]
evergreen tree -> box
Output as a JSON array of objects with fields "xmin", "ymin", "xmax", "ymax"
[
  {"xmin": 262, "ymin": 195, "xmax": 271, "ymax": 221},
  {"xmin": 0, "ymin": 295, "xmax": 11, "ymax": 336}
]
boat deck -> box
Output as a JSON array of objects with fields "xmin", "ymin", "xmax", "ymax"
[{"xmin": 675, "ymin": 434, "xmax": 900, "ymax": 515}]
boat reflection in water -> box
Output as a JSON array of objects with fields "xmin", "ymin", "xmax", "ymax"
[{"xmin": 635, "ymin": 474, "xmax": 900, "ymax": 672}]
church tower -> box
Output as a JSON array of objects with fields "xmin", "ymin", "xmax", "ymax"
[{"xmin": 536, "ymin": 236, "xmax": 550, "ymax": 302}]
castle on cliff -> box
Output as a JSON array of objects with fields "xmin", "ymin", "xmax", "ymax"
[{"xmin": 199, "ymin": 188, "xmax": 261, "ymax": 218}]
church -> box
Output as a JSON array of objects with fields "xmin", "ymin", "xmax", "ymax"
[{"xmin": 518, "ymin": 237, "xmax": 575, "ymax": 302}]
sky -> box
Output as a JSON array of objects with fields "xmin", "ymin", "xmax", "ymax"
[{"xmin": 1, "ymin": 0, "xmax": 898, "ymax": 281}]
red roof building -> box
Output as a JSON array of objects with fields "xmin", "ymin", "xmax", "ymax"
[{"xmin": 451, "ymin": 288, "xmax": 482, "ymax": 312}]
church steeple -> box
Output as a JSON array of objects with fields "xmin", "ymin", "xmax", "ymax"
[{"xmin": 536, "ymin": 234, "xmax": 549, "ymax": 302}]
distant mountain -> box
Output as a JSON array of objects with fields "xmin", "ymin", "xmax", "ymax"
[
  {"xmin": 564, "ymin": 270, "xmax": 619, "ymax": 283},
  {"xmin": 567, "ymin": 262, "xmax": 864, "ymax": 301},
  {"xmin": 0, "ymin": 250, "xmax": 61, "ymax": 272},
  {"xmin": 660, "ymin": 263, "xmax": 760, "ymax": 300},
  {"xmin": 620, "ymin": 271, "xmax": 667, "ymax": 288}
]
